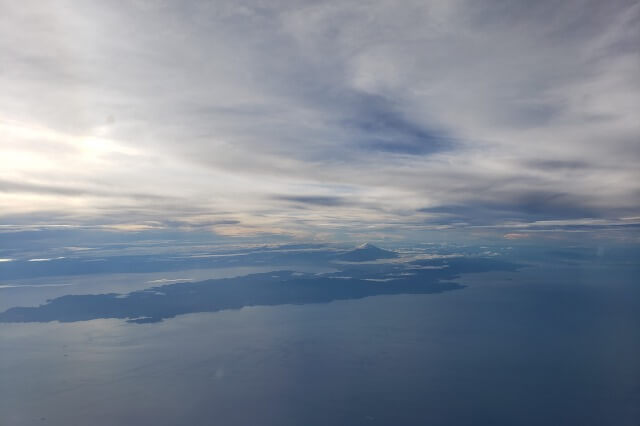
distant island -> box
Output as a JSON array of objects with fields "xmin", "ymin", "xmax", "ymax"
[
  {"xmin": 0, "ymin": 255, "xmax": 520, "ymax": 324},
  {"xmin": 335, "ymin": 243, "xmax": 399, "ymax": 262}
]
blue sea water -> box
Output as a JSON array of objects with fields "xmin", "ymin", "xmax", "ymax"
[{"xmin": 0, "ymin": 248, "xmax": 638, "ymax": 425}]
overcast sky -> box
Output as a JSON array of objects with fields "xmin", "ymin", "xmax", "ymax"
[{"xmin": 1, "ymin": 0, "xmax": 639, "ymax": 241}]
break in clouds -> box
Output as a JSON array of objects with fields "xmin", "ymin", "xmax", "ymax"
[{"xmin": 1, "ymin": 0, "xmax": 639, "ymax": 240}]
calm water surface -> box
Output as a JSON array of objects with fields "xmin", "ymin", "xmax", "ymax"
[{"xmin": 1, "ymin": 263, "xmax": 638, "ymax": 426}]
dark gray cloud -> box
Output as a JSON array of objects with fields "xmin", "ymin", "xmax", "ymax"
[
  {"xmin": 274, "ymin": 195, "xmax": 347, "ymax": 206},
  {"xmin": 420, "ymin": 195, "xmax": 599, "ymax": 226},
  {"xmin": 339, "ymin": 93, "xmax": 453, "ymax": 155},
  {"xmin": 0, "ymin": 178, "xmax": 175, "ymax": 202},
  {"xmin": 525, "ymin": 160, "xmax": 593, "ymax": 171}
]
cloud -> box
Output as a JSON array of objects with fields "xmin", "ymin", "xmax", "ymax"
[
  {"xmin": 273, "ymin": 195, "xmax": 347, "ymax": 206},
  {"xmin": 27, "ymin": 257, "xmax": 65, "ymax": 262},
  {"xmin": 101, "ymin": 223, "xmax": 164, "ymax": 232},
  {"xmin": 504, "ymin": 233, "xmax": 530, "ymax": 240},
  {"xmin": 0, "ymin": 0, "xmax": 638, "ymax": 240}
]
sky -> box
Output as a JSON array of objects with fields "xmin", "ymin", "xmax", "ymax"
[{"xmin": 1, "ymin": 0, "xmax": 639, "ymax": 243}]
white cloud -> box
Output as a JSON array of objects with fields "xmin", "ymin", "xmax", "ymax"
[
  {"xmin": 27, "ymin": 257, "xmax": 65, "ymax": 262},
  {"xmin": 0, "ymin": 0, "xmax": 638, "ymax": 238}
]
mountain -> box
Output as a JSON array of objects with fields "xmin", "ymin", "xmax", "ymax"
[{"xmin": 335, "ymin": 243, "xmax": 399, "ymax": 262}]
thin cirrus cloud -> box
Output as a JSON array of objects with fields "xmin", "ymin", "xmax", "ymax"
[{"xmin": 0, "ymin": 0, "xmax": 638, "ymax": 240}]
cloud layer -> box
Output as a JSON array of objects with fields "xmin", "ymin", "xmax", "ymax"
[{"xmin": 1, "ymin": 0, "xmax": 639, "ymax": 240}]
